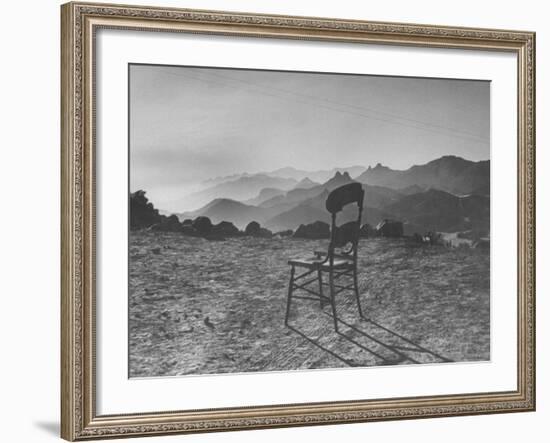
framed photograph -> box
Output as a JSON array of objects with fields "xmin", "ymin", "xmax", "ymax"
[{"xmin": 61, "ymin": 2, "xmax": 536, "ymax": 440}]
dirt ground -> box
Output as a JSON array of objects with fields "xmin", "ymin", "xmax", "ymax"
[{"xmin": 129, "ymin": 232, "xmax": 490, "ymax": 377}]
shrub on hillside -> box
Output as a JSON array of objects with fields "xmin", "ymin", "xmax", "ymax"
[
  {"xmin": 192, "ymin": 216, "xmax": 213, "ymax": 235},
  {"xmin": 130, "ymin": 190, "xmax": 163, "ymax": 230},
  {"xmin": 293, "ymin": 221, "xmax": 330, "ymax": 239}
]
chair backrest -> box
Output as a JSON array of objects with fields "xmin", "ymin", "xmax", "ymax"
[
  {"xmin": 325, "ymin": 182, "xmax": 364, "ymax": 214},
  {"xmin": 325, "ymin": 182, "xmax": 364, "ymax": 257}
]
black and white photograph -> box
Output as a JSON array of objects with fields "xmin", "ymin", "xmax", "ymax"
[
  {"xmin": 2, "ymin": 0, "xmax": 544, "ymax": 440},
  {"xmin": 128, "ymin": 64, "xmax": 490, "ymax": 378}
]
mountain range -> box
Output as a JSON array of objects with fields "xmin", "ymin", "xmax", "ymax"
[
  {"xmin": 356, "ymin": 155, "xmax": 490, "ymax": 196},
  {"xmin": 174, "ymin": 174, "xmax": 298, "ymax": 211},
  {"xmin": 201, "ymin": 166, "xmax": 366, "ymax": 189},
  {"xmin": 174, "ymin": 156, "xmax": 490, "ymax": 236},
  {"xmin": 266, "ymin": 165, "xmax": 366, "ymax": 182}
]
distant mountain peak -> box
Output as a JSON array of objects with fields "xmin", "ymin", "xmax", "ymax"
[
  {"xmin": 436, "ymin": 154, "xmax": 461, "ymax": 160},
  {"xmin": 356, "ymin": 155, "xmax": 489, "ymax": 196},
  {"xmin": 293, "ymin": 177, "xmax": 319, "ymax": 190},
  {"xmin": 331, "ymin": 170, "xmax": 352, "ymax": 180},
  {"xmin": 322, "ymin": 170, "xmax": 356, "ymax": 191},
  {"xmin": 367, "ymin": 163, "xmax": 390, "ymax": 172}
]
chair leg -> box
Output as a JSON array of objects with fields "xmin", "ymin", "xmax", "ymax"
[
  {"xmin": 353, "ymin": 267, "xmax": 364, "ymax": 319},
  {"xmin": 284, "ymin": 266, "xmax": 295, "ymax": 326},
  {"xmin": 317, "ymin": 270, "xmax": 324, "ymax": 308},
  {"xmin": 329, "ymin": 270, "xmax": 338, "ymax": 332}
]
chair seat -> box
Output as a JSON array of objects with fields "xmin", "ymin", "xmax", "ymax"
[{"xmin": 288, "ymin": 255, "xmax": 354, "ymax": 269}]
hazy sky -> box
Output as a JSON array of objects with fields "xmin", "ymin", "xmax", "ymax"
[{"xmin": 130, "ymin": 64, "xmax": 489, "ymax": 206}]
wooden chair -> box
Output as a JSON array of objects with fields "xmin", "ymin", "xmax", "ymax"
[{"xmin": 285, "ymin": 182, "xmax": 365, "ymax": 332}]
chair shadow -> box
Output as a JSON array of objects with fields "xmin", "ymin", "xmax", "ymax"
[
  {"xmin": 287, "ymin": 325, "xmax": 360, "ymax": 367},
  {"xmin": 287, "ymin": 309, "xmax": 453, "ymax": 368},
  {"xmin": 33, "ymin": 421, "xmax": 59, "ymax": 436},
  {"xmin": 331, "ymin": 313, "xmax": 453, "ymax": 363}
]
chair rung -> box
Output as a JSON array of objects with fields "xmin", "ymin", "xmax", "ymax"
[
  {"xmin": 334, "ymin": 285, "xmax": 354, "ymax": 295},
  {"xmin": 295, "ymin": 276, "xmax": 320, "ymax": 287},
  {"xmin": 292, "ymin": 284, "xmax": 322, "ymax": 298},
  {"xmin": 322, "ymin": 282, "xmax": 354, "ymax": 291},
  {"xmin": 294, "ymin": 269, "xmax": 316, "ymax": 281},
  {"xmin": 322, "ymin": 271, "xmax": 353, "ymax": 279},
  {"xmin": 336, "ymin": 269, "xmax": 354, "ymax": 276},
  {"xmin": 292, "ymin": 295, "xmax": 330, "ymax": 302}
]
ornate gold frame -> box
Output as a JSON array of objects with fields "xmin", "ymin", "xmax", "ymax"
[{"xmin": 61, "ymin": 2, "xmax": 536, "ymax": 440}]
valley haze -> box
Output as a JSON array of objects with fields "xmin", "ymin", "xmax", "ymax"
[{"xmin": 148, "ymin": 155, "xmax": 490, "ymax": 239}]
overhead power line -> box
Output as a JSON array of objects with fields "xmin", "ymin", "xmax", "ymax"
[{"xmin": 148, "ymin": 67, "xmax": 489, "ymax": 145}]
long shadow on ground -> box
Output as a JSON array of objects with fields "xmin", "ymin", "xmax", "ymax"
[{"xmin": 287, "ymin": 309, "xmax": 453, "ymax": 368}]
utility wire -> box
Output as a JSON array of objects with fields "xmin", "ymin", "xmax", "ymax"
[
  {"xmin": 152, "ymin": 67, "xmax": 488, "ymax": 145},
  {"xmin": 189, "ymin": 67, "xmax": 489, "ymax": 143}
]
